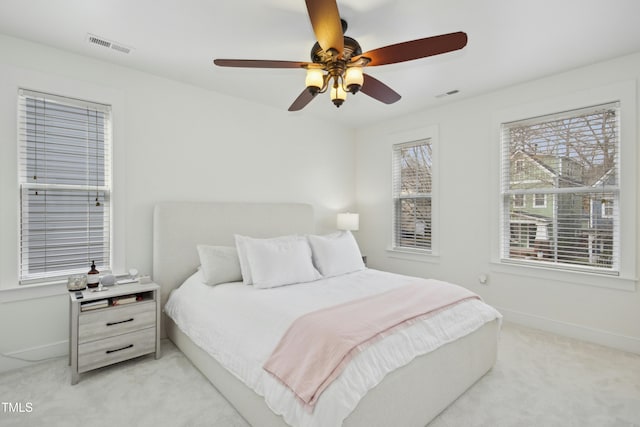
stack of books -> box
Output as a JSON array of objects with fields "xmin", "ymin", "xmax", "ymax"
[
  {"xmin": 111, "ymin": 294, "xmax": 138, "ymax": 306},
  {"xmin": 81, "ymin": 299, "xmax": 109, "ymax": 311}
]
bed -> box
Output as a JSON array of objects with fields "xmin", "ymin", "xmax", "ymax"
[{"xmin": 153, "ymin": 202, "xmax": 501, "ymax": 427}]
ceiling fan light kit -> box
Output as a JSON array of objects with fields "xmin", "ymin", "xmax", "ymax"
[
  {"xmin": 303, "ymin": 58, "xmax": 364, "ymax": 107},
  {"xmin": 213, "ymin": 0, "xmax": 467, "ymax": 111}
]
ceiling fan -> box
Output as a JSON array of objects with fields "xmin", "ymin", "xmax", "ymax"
[{"xmin": 214, "ymin": 0, "xmax": 467, "ymax": 111}]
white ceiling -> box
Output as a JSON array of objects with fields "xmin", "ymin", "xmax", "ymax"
[{"xmin": 1, "ymin": 0, "xmax": 639, "ymax": 128}]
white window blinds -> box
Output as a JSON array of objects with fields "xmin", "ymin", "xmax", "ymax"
[
  {"xmin": 500, "ymin": 102, "xmax": 620, "ymax": 274},
  {"xmin": 392, "ymin": 139, "xmax": 432, "ymax": 251},
  {"xmin": 18, "ymin": 89, "xmax": 112, "ymax": 284}
]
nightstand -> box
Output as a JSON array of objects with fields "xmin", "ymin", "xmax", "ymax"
[{"xmin": 68, "ymin": 282, "xmax": 161, "ymax": 385}]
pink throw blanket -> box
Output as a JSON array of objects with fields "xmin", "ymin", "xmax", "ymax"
[{"xmin": 263, "ymin": 281, "xmax": 479, "ymax": 410}]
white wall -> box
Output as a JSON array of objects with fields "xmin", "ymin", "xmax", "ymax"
[
  {"xmin": 355, "ymin": 52, "xmax": 640, "ymax": 354},
  {"xmin": 1, "ymin": 32, "xmax": 638, "ymax": 375},
  {"xmin": 0, "ymin": 35, "xmax": 356, "ymax": 372}
]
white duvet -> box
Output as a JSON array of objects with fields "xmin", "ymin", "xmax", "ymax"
[{"xmin": 164, "ymin": 268, "xmax": 501, "ymax": 427}]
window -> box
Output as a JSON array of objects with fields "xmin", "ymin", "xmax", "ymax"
[
  {"xmin": 18, "ymin": 89, "xmax": 112, "ymax": 284},
  {"xmin": 501, "ymin": 102, "xmax": 619, "ymax": 273},
  {"xmin": 513, "ymin": 194, "xmax": 525, "ymax": 208},
  {"xmin": 601, "ymin": 198, "xmax": 614, "ymax": 219},
  {"xmin": 392, "ymin": 140, "xmax": 432, "ymax": 251},
  {"xmin": 533, "ymin": 194, "xmax": 547, "ymax": 208}
]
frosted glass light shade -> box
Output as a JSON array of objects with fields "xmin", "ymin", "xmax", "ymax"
[
  {"xmin": 337, "ymin": 212, "xmax": 359, "ymax": 231},
  {"xmin": 344, "ymin": 67, "xmax": 364, "ymax": 88},
  {"xmin": 305, "ymin": 68, "xmax": 324, "ymax": 90},
  {"xmin": 330, "ymin": 84, "xmax": 347, "ymax": 101}
]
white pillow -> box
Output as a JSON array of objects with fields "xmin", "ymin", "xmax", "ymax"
[
  {"xmin": 307, "ymin": 231, "xmax": 365, "ymax": 278},
  {"xmin": 236, "ymin": 234, "xmax": 321, "ymax": 289},
  {"xmin": 197, "ymin": 245, "xmax": 242, "ymax": 286},
  {"xmin": 234, "ymin": 235, "xmax": 255, "ymax": 285}
]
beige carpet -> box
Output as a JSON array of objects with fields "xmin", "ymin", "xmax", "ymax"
[{"xmin": 1, "ymin": 322, "xmax": 639, "ymax": 427}]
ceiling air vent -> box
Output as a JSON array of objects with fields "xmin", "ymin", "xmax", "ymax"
[
  {"xmin": 110, "ymin": 44, "xmax": 131, "ymax": 54},
  {"xmin": 86, "ymin": 33, "xmax": 133, "ymax": 55},
  {"xmin": 435, "ymin": 89, "xmax": 459, "ymax": 99}
]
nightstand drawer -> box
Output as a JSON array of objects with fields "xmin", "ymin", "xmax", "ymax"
[
  {"xmin": 78, "ymin": 327, "xmax": 156, "ymax": 373},
  {"xmin": 79, "ymin": 301, "xmax": 156, "ymax": 343}
]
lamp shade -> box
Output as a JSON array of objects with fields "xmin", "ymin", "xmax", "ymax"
[
  {"xmin": 344, "ymin": 66, "xmax": 364, "ymax": 92},
  {"xmin": 330, "ymin": 84, "xmax": 347, "ymax": 101},
  {"xmin": 305, "ymin": 68, "xmax": 324, "ymax": 91},
  {"xmin": 337, "ymin": 212, "xmax": 359, "ymax": 231}
]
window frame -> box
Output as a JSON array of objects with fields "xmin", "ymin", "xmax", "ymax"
[
  {"xmin": 490, "ymin": 81, "xmax": 637, "ymax": 291},
  {"xmin": 392, "ymin": 139, "xmax": 433, "ymax": 252},
  {"xmin": 601, "ymin": 198, "xmax": 614, "ymax": 219},
  {"xmin": 17, "ymin": 89, "xmax": 113, "ymax": 285},
  {"xmin": 500, "ymin": 102, "xmax": 620, "ymax": 274},
  {"xmin": 386, "ymin": 125, "xmax": 440, "ymax": 262},
  {"xmin": 532, "ymin": 193, "xmax": 547, "ymax": 208}
]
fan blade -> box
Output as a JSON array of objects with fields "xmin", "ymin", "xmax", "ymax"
[
  {"xmin": 358, "ymin": 32, "xmax": 467, "ymax": 67},
  {"xmin": 305, "ymin": 0, "xmax": 344, "ymax": 54},
  {"xmin": 288, "ymin": 89, "xmax": 318, "ymax": 111},
  {"xmin": 214, "ymin": 59, "xmax": 310, "ymax": 69},
  {"xmin": 360, "ymin": 74, "xmax": 401, "ymax": 104}
]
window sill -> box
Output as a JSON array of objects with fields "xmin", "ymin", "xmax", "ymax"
[
  {"xmin": 0, "ymin": 281, "xmax": 68, "ymax": 303},
  {"xmin": 490, "ymin": 260, "xmax": 637, "ymax": 292},
  {"xmin": 386, "ymin": 247, "xmax": 440, "ymax": 264}
]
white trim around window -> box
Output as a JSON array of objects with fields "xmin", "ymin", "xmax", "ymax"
[
  {"xmin": 0, "ymin": 75, "xmax": 125, "ymax": 295},
  {"xmin": 18, "ymin": 89, "xmax": 113, "ymax": 284},
  {"xmin": 386, "ymin": 125, "xmax": 440, "ymax": 263},
  {"xmin": 532, "ymin": 194, "xmax": 546, "ymax": 208},
  {"xmin": 490, "ymin": 80, "xmax": 637, "ymax": 291}
]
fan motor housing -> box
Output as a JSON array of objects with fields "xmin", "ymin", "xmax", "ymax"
[{"xmin": 310, "ymin": 36, "xmax": 362, "ymax": 64}]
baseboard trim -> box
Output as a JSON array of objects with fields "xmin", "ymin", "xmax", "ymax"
[
  {"xmin": 0, "ymin": 340, "xmax": 67, "ymax": 374},
  {"xmin": 497, "ymin": 306, "xmax": 640, "ymax": 355}
]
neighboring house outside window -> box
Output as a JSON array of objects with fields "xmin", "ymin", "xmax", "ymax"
[
  {"xmin": 18, "ymin": 89, "xmax": 112, "ymax": 284},
  {"xmin": 501, "ymin": 102, "xmax": 619, "ymax": 272},
  {"xmin": 392, "ymin": 139, "xmax": 432, "ymax": 251}
]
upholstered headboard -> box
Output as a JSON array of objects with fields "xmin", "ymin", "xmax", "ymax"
[{"xmin": 152, "ymin": 202, "xmax": 315, "ymax": 334}]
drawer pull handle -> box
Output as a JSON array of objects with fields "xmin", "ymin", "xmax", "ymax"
[
  {"xmin": 106, "ymin": 318, "xmax": 134, "ymax": 327},
  {"xmin": 106, "ymin": 344, "xmax": 134, "ymax": 354}
]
